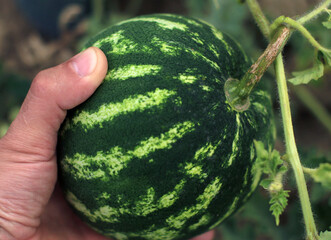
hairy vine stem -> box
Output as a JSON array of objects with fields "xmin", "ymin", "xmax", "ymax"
[
  {"xmin": 274, "ymin": 55, "xmax": 319, "ymax": 240},
  {"xmin": 225, "ymin": 0, "xmax": 331, "ymax": 111},
  {"xmin": 224, "ymin": 26, "xmax": 290, "ymax": 111},
  {"xmin": 245, "ymin": 0, "xmax": 270, "ymax": 38},
  {"xmin": 230, "ymin": 0, "xmax": 331, "ymax": 239},
  {"xmin": 298, "ymin": 0, "xmax": 331, "ymax": 24},
  {"xmin": 271, "ymin": 16, "xmax": 331, "ymax": 53}
]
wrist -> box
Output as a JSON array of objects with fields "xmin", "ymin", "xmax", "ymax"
[{"xmin": 0, "ymin": 141, "xmax": 40, "ymax": 240}]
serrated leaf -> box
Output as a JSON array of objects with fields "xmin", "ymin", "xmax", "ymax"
[
  {"xmin": 320, "ymin": 230, "xmax": 331, "ymax": 240},
  {"xmin": 269, "ymin": 190, "xmax": 290, "ymax": 226},
  {"xmin": 310, "ymin": 163, "xmax": 331, "ymax": 189},
  {"xmin": 288, "ymin": 57, "xmax": 324, "ymax": 85},
  {"xmin": 254, "ymin": 140, "xmax": 288, "ymax": 178}
]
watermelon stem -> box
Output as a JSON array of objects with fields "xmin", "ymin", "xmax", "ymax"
[
  {"xmin": 275, "ymin": 54, "xmax": 320, "ymax": 240},
  {"xmin": 246, "ymin": 0, "xmax": 271, "ymax": 39},
  {"xmin": 224, "ymin": 26, "xmax": 290, "ymax": 112}
]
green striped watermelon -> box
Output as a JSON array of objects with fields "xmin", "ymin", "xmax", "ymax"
[{"xmin": 57, "ymin": 14, "xmax": 275, "ymax": 240}]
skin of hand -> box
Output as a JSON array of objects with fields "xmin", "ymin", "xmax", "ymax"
[{"xmin": 0, "ymin": 47, "xmax": 215, "ymax": 240}]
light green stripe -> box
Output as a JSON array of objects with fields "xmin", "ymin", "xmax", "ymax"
[
  {"xmin": 93, "ymin": 30, "xmax": 153, "ymax": 56},
  {"xmin": 185, "ymin": 48, "xmax": 220, "ymax": 71},
  {"xmin": 63, "ymin": 88, "xmax": 174, "ymax": 132},
  {"xmin": 252, "ymin": 102, "xmax": 268, "ymax": 116},
  {"xmin": 130, "ymin": 179, "xmax": 187, "ymax": 216},
  {"xmin": 183, "ymin": 18, "xmax": 203, "ymax": 27},
  {"xmin": 106, "ymin": 64, "xmax": 162, "ymax": 81},
  {"xmin": 132, "ymin": 187, "xmax": 157, "ymax": 216},
  {"xmin": 201, "ymin": 85, "xmax": 212, "ymax": 92},
  {"xmin": 174, "ymin": 68, "xmax": 207, "ymax": 85},
  {"xmin": 110, "ymin": 233, "xmax": 129, "ymax": 240},
  {"xmin": 61, "ymin": 121, "xmax": 195, "ymax": 179},
  {"xmin": 159, "ymin": 14, "xmax": 203, "ymax": 28},
  {"xmin": 66, "ymin": 191, "xmax": 121, "ymax": 223},
  {"xmin": 158, "ymin": 179, "xmax": 186, "ymax": 208},
  {"xmin": 211, "ymin": 27, "xmax": 234, "ymax": 56},
  {"xmin": 182, "ymin": 137, "xmax": 225, "ymax": 180},
  {"xmin": 152, "ymin": 37, "xmax": 179, "ymax": 56},
  {"xmin": 117, "ymin": 17, "xmax": 188, "ymax": 31},
  {"xmin": 227, "ymin": 114, "xmax": 241, "ymax": 166},
  {"xmin": 188, "ymin": 214, "xmax": 211, "ymax": 231},
  {"xmin": 190, "ymin": 32, "xmax": 204, "ymax": 45},
  {"xmin": 61, "ymin": 146, "xmax": 131, "ymax": 179},
  {"xmin": 243, "ymin": 112, "xmax": 258, "ymax": 129},
  {"xmin": 183, "ymin": 162, "xmax": 207, "ymax": 180},
  {"xmin": 177, "ymin": 74, "xmax": 198, "ymax": 84},
  {"xmin": 194, "ymin": 141, "xmax": 221, "ymax": 161},
  {"xmin": 77, "ymin": 180, "xmax": 186, "ymax": 226},
  {"xmin": 93, "ymin": 30, "xmax": 126, "ymax": 49},
  {"xmin": 196, "ymin": 18, "xmax": 233, "ymax": 54},
  {"xmin": 166, "ymin": 177, "xmax": 222, "ymax": 229},
  {"xmin": 130, "ymin": 121, "xmax": 195, "ymax": 158}
]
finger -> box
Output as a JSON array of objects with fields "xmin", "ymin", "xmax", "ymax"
[
  {"xmin": 2, "ymin": 47, "xmax": 108, "ymax": 158},
  {"xmin": 191, "ymin": 230, "xmax": 215, "ymax": 240}
]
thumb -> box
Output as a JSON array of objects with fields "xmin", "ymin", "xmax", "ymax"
[{"xmin": 2, "ymin": 47, "xmax": 108, "ymax": 158}]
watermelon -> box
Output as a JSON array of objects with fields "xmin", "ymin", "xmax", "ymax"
[{"xmin": 57, "ymin": 14, "xmax": 275, "ymax": 240}]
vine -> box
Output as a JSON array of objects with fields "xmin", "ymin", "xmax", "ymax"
[{"xmin": 226, "ymin": 0, "xmax": 331, "ymax": 239}]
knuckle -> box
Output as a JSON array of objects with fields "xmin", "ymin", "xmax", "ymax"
[{"xmin": 31, "ymin": 68, "xmax": 60, "ymax": 97}]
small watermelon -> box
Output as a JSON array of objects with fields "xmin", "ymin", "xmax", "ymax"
[{"xmin": 57, "ymin": 14, "xmax": 275, "ymax": 240}]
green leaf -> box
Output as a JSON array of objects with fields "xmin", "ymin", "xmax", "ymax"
[
  {"xmin": 254, "ymin": 141, "xmax": 290, "ymax": 226},
  {"xmin": 288, "ymin": 57, "xmax": 324, "ymax": 85},
  {"xmin": 269, "ymin": 190, "xmax": 290, "ymax": 226},
  {"xmin": 254, "ymin": 140, "xmax": 286, "ymax": 177},
  {"xmin": 309, "ymin": 163, "xmax": 331, "ymax": 189},
  {"xmin": 322, "ymin": 20, "xmax": 331, "ymax": 29},
  {"xmin": 322, "ymin": 15, "xmax": 331, "ymax": 29},
  {"xmin": 320, "ymin": 230, "xmax": 331, "ymax": 240}
]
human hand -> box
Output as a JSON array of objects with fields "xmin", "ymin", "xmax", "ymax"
[{"xmin": 0, "ymin": 47, "xmax": 215, "ymax": 240}]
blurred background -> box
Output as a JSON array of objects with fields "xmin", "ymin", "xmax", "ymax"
[{"xmin": 0, "ymin": 0, "xmax": 330, "ymax": 239}]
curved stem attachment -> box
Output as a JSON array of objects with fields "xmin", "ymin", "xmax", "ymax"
[
  {"xmin": 224, "ymin": 27, "xmax": 290, "ymax": 111},
  {"xmin": 272, "ymin": 16, "xmax": 331, "ymax": 53}
]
